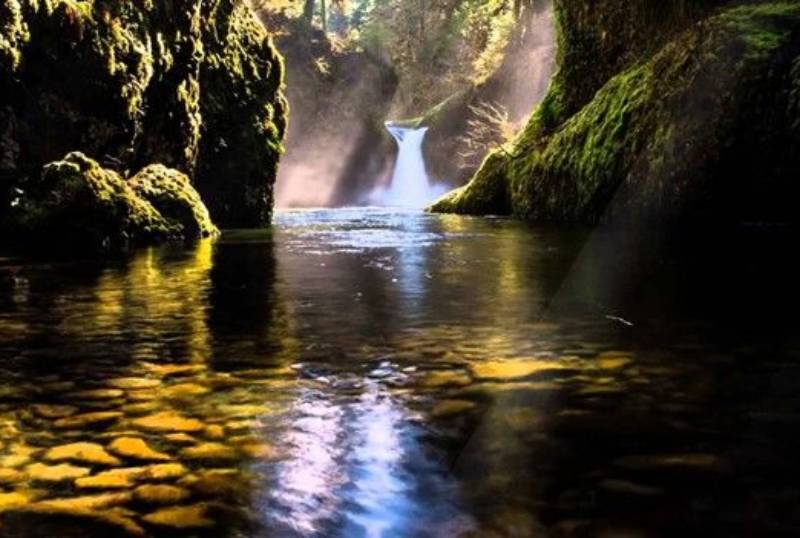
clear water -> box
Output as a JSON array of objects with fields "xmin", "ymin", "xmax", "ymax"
[{"xmin": 0, "ymin": 208, "xmax": 798, "ymax": 537}]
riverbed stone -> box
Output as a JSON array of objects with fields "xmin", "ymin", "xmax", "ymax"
[
  {"xmin": 142, "ymin": 503, "xmax": 214, "ymax": 529},
  {"xmin": 179, "ymin": 469, "xmax": 245, "ymax": 499},
  {"xmin": 0, "ymin": 491, "xmax": 33, "ymax": 511},
  {"xmin": 53, "ymin": 412, "xmax": 123, "ymax": 430},
  {"xmin": 163, "ymin": 383, "xmax": 210, "ymax": 399},
  {"xmin": 420, "ymin": 370, "xmax": 472, "ymax": 388},
  {"xmin": 133, "ymin": 484, "xmax": 190, "ymax": 505},
  {"xmin": 108, "ymin": 437, "xmax": 171, "ymax": 462},
  {"xmin": 31, "ymin": 404, "xmax": 78, "ymax": 419},
  {"xmin": 26, "ymin": 462, "xmax": 91, "ymax": 483},
  {"xmin": 44, "ymin": 442, "xmax": 121, "ymax": 466},
  {"xmin": 180, "ymin": 443, "xmax": 237, "ymax": 463},
  {"xmin": 471, "ymin": 359, "xmax": 566, "ymax": 380},
  {"xmin": 0, "ymin": 467, "xmax": 23, "ymax": 484},
  {"xmin": 132, "ymin": 411, "xmax": 205, "ymax": 433},
  {"xmin": 67, "ymin": 389, "xmax": 125, "ymax": 400},
  {"xmin": 431, "ymin": 399, "xmax": 477, "ymax": 418},
  {"xmin": 76, "ymin": 473, "xmax": 135, "ymax": 490},
  {"xmin": 37, "ymin": 492, "xmax": 132, "ymax": 511},
  {"xmin": 141, "ymin": 363, "xmax": 203, "ymax": 377},
  {"xmin": 1, "ymin": 444, "xmax": 39, "ymax": 468},
  {"xmin": 163, "ymin": 433, "xmax": 197, "ymax": 445},
  {"xmin": 108, "ymin": 378, "xmax": 160, "ymax": 390}
]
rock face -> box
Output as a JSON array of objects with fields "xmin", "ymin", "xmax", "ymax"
[
  {"xmin": 0, "ymin": 0, "xmax": 287, "ymax": 245},
  {"xmin": 431, "ymin": 1, "xmax": 800, "ymax": 226}
]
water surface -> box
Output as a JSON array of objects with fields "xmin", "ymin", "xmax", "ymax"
[{"xmin": 0, "ymin": 208, "xmax": 798, "ymax": 537}]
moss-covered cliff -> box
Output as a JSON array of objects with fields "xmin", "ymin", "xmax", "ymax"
[
  {"xmin": 0, "ymin": 0, "xmax": 287, "ymax": 245},
  {"xmin": 432, "ymin": 1, "xmax": 800, "ymax": 225}
]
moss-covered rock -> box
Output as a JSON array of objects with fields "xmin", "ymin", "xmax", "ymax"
[
  {"xmin": 432, "ymin": 2, "xmax": 800, "ymax": 225},
  {"xmin": 0, "ymin": 0, "xmax": 287, "ymax": 235},
  {"xmin": 129, "ymin": 165, "xmax": 217, "ymax": 239},
  {"xmin": 7, "ymin": 153, "xmax": 215, "ymax": 251}
]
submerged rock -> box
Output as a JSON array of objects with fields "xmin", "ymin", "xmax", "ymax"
[
  {"xmin": 132, "ymin": 412, "xmax": 205, "ymax": 433},
  {"xmin": 53, "ymin": 411, "xmax": 122, "ymax": 430},
  {"xmin": 108, "ymin": 438, "xmax": 171, "ymax": 462},
  {"xmin": 132, "ymin": 484, "xmax": 190, "ymax": 505},
  {"xmin": 25, "ymin": 462, "xmax": 90, "ymax": 483},
  {"xmin": 142, "ymin": 503, "xmax": 214, "ymax": 529},
  {"xmin": 43, "ymin": 442, "xmax": 121, "ymax": 467},
  {"xmin": 180, "ymin": 443, "xmax": 237, "ymax": 463}
]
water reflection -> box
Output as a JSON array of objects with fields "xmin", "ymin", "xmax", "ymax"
[{"xmin": 0, "ymin": 208, "xmax": 797, "ymax": 537}]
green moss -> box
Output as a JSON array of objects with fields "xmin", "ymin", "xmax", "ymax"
[
  {"xmin": 433, "ymin": 2, "xmax": 800, "ymax": 224},
  {"xmin": 9, "ymin": 152, "xmax": 177, "ymax": 250},
  {"xmin": 1, "ymin": 0, "xmax": 288, "ymax": 233},
  {"xmin": 129, "ymin": 164, "xmax": 218, "ymax": 239}
]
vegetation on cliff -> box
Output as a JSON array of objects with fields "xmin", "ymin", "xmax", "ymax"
[
  {"xmin": 432, "ymin": 1, "xmax": 800, "ymax": 225},
  {"xmin": 0, "ymin": 0, "xmax": 287, "ymax": 248}
]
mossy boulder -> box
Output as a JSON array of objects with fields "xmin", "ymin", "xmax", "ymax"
[
  {"xmin": 8, "ymin": 152, "xmax": 215, "ymax": 251},
  {"xmin": 129, "ymin": 165, "xmax": 217, "ymax": 239},
  {"xmin": 0, "ymin": 0, "xmax": 287, "ymax": 234},
  {"xmin": 432, "ymin": 2, "xmax": 800, "ymax": 225}
]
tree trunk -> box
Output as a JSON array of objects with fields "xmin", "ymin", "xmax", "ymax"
[{"xmin": 303, "ymin": 0, "xmax": 315, "ymax": 24}]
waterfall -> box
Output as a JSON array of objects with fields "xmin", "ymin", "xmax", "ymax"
[{"xmin": 374, "ymin": 124, "xmax": 447, "ymax": 208}]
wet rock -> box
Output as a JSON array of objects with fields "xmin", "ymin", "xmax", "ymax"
[
  {"xmin": 53, "ymin": 412, "xmax": 122, "ymax": 430},
  {"xmin": 237, "ymin": 442, "xmax": 279, "ymax": 460},
  {"xmin": 471, "ymin": 359, "xmax": 566, "ymax": 380},
  {"xmin": 43, "ymin": 442, "xmax": 121, "ymax": 466},
  {"xmin": 67, "ymin": 389, "xmax": 125, "ymax": 400},
  {"xmin": 224, "ymin": 419, "xmax": 257, "ymax": 434},
  {"xmin": 163, "ymin": 433, "xmax": 197, "ymax": 445},
  {"xmin": 126, "ymin": 390, "xmax": 159, "ymax": 402},
  {"xmin": 133, "ymin": 484, "xmax": 190, "ymax": 505},
  {"xmin": 36, "ymin": 492, "xmax": 132, "ymax": 511},
  {"xmin": 75, "ymin": 473, "xmax": 136, "ymax": 490},
  {"xmin": 0, "ymin": 505, "xmax": 143, "ymax": 537},
  {"xmin": 599, "ymin": 479, "xmax": 664, "ymax": 497},
  {"xmin": 132, "ymin": 411, "xmax": 205, "ymax": 433},
  {"xmin": 180, "ymin": 469, "xmax": 245, "ymax": 499},
  {"xmin": 108, "ymin": 378, "xmax": 160, "ymax": 390},
  {"xmin": 141, "ymin": 363, "xmax": 203, "ymax": 377},
  {"xmin": 142, "ymin": 503, "xmax": 214, "ymax": 529},
  {"xmin": 163, "ymin": 383, "xmax": 210, "ymax": 399},
  {"xmin": 431, "ymin": 399, "xmax": 477, "ymax": 418},
  {"xmin": 0, "ymin": 491, "xmax": 33, "ymax": 511},
  {"xmin": 613, "ymin": 453, "xmax": 724, "ymax": 473},
  {"xmin": 180, "ymin": 443, "xmax": 237, "ymax": 463},
  {"xmin": 108, "ymin": 437, "xmax": 171, "ymax": 462},
  {"xmin": 121, "ymin": 402, "xmax": 159, "ymax": 415},
  {"xmin": 203, "ymin": 425, "xmax": 224, "ymax": 440},
  {"xmin": 31, "ymin": 404, "xmax": 78, "ymax": 419},
  {"xmin": 0, "ymin": 444, "xmax": 39, "ymax": 468},
  {"xmin": 218, "ymin": 404, "xmax": 267, "ymax": 419},
  {"xmin": 0, "ymin": 467, "xmax": 23, "ymax": 485},
  {"xmin": 420, "ymin": 370, "xmax": 473, "ymax": 388},
  {"xmin": 75, "ymin": 463, "xmax": 189, "ymax": 488},
  {"xmin": 25, "ymin": 463, "xmax": 90, "ymax": 483}
]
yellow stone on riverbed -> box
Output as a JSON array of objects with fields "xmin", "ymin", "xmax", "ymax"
[
  {"xmin": 143, "ymin": 503, "xmax": 214, "ymax": 529},
  {"xmin": 0, "ymin": 468, "xmax": 23, "ymax": 485},
  {"xmin": 67, "ymin": 389, "xmax": 125, "ymax": 400},
  {"xmin": 75, "ymin": 473, "xmax": 134, "ymax": 490},
  {"xmin": 108, "ymin": 377, "xmax": 160, "ymax": 390},
  {"xmin": 53, "ymin": 411, "xmax": 122, "ymax": 430},
  {"xmin": 74, "ymin": 463, "xmax": 189, "ymax": 488},
  {"xmin": 0, "ymin": 491, "xmax": 34, "ymax": 511},
  {"xmin": 471, "ymin": 359, "xmax": 566, "ymax": 380},
  {"xmin": 133, "ymin": 484, "xmax": 190, "ymax": 505},
  {"xmin": 180, "ymin": 442, "xmax": 237, "ymax": 462},
  {"xmin": 43, "ymin": 442, "xmax": 121, "ymax": 466},
  {"xmin": 35, "ymin": 492, "xmax": 132, "ymax": 511},
  {"xmin": 108, "ymin": 437, "xmax": 171, "ymax": 461},
  {"xmin": 132, "ymin": 411, "xmax": 205, "ymax": 433},
  {"xmin": 163, "ymin": 383, "xmax": 210, "ymax": 399},
  {"xmin": 31, "ymin": 404, "xmax": 78, "ymax": 419},
  {"xmin": 26, "ymin": 462, "xmax": 90, "ymax": 483}
]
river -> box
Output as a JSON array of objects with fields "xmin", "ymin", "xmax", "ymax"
[{"xmin": 0, "ymin": 208, "xmax": 797, "ymax": 537}]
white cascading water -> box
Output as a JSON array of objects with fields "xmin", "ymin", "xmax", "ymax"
[{"xmin": 373, "ymin": 124, "xmax": 447, "ymax": 208}]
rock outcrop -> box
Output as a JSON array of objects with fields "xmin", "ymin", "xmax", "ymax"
[
  {"xmin": 431, "ymin": 1, "xmax": 800, "ymax": 226},
  {"xmin": 0, "ymin": 0, "xmax": 287, "ymax": 249}
]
